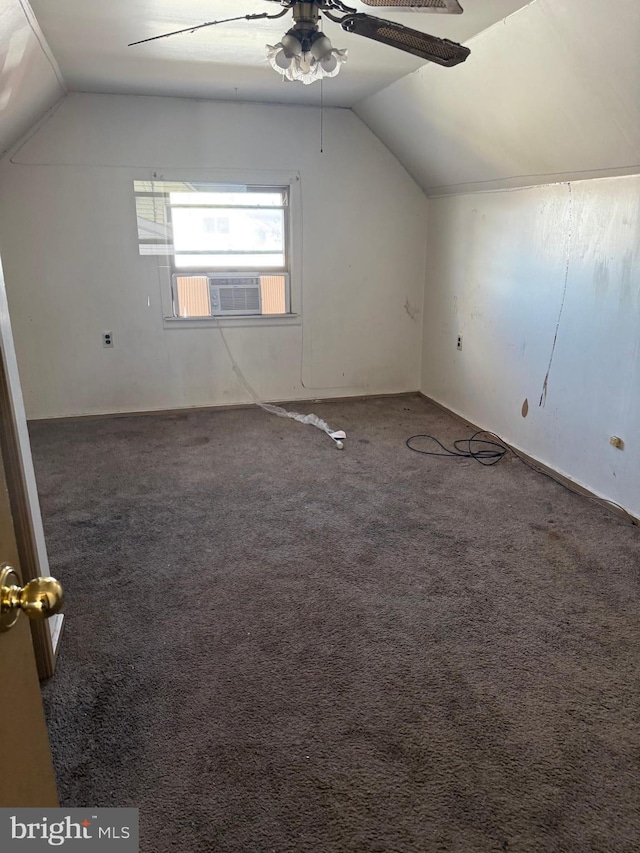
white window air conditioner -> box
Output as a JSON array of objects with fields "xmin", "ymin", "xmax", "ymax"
[{"xmin": 209, "ymin": 275, "xmax": 262, "ymax": 316}]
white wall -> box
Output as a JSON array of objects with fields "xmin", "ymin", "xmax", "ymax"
[
  {"xmin": 0, "ymin": 0, "xmax": 65, "ymax": 157},
  {"xmin": 0, "ymin": 93, "xmax": 427, "ymax": 419},
  {"xmin": 422, "ymin": 175, "xmax": 640, "ymax": 518},
  {"xmin": 355, "ymin": 0, "xmax": 640, "ymax": 195},
  {"xmin": 377, "ymin": 0, "xmax": 640, "ymax": 517}
]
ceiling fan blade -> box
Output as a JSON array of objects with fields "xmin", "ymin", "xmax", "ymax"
[
  {"xmin": 128, "ymin": 11, "xmax": 283, "ymax": 47},
  {"xmin": 341, "ymin": 14, "xmax": 470, "ymax": 66},
  {"xmin": 359, "ymin": 0, "xmax": 463, "ymax": 12}
]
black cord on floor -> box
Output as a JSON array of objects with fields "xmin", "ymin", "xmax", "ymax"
[
  {"xmin": 406, "ymin": 428, "xmax": 638, "ymax": 526},
  {"xmin": 406, "ymin": 430, "xmax": 508, "ymax": 467}
]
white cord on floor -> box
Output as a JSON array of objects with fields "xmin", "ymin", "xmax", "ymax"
[{"xmin": 213, "ymin": 318, "xmax": 346, "ymax": 450}]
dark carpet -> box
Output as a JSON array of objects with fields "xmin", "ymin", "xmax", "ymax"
[{"xmin": 32, "ymin": 395, "xmax": 639, "ymax": 853}]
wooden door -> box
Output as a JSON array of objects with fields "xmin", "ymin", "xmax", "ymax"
[
  {"xmin": 0, "ymin": 259, "xmax": 59, "ymax": 679},
  {"xmin": 0, "ymin": 440, "xmax": 58, "ymax": 806},
  {"xmin": 0, "ymin": 256, "xmax": 59, "ymax": 804}
]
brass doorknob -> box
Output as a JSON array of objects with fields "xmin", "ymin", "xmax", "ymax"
[{"xmin": 0, "ymin": 565, "xmax": 64, "ymax": 633}]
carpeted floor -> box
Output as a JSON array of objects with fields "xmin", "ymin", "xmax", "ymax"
[{"xmin": 32, "ymin": 395, "xmax": 639, "ymax": 853}]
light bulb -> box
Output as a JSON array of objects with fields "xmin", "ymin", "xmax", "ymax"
[
  {"xmin": 321, "ymin": 53, "xmax": 338, "ymax": 73},
  {"xmin": 274, "ymin": 50, "xmax": 293, "ymax": 71},
  {"xmin": 266, "ymin": 32, "xmax": 303, "ymax": 77},
  {"xmin": 281, "ymin": 32, "xmax": 302, "ymax": 57},
  {"xmin": 310, "ymin": 34, "xmax": 333, "ymax": 61}
]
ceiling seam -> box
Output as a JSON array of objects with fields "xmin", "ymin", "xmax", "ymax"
[
  {"xmin": 426, "ymin": 165, "xmax": 640, "ymax": 197},
  {"xmin": 3, "ymin": 94, "xmax": 67, "ymax": 163}
]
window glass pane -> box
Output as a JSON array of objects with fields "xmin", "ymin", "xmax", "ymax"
[
  {"xmin": 172, "ymin": 207, "xmax": 285, "ymax": 267},
  {"xmin": 174, "ymin": 253, "xmax": 285, "ymax": 269},
  {"xmin": 169, "ymin": 191, "xmax": 285, "ymax": 208},
  {"xmin": 135, "ymin": 195, "xmax": 170, "ymax": 243}
]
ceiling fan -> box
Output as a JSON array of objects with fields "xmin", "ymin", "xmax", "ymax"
[{"xmin": 128, "ymin": 1, "xmax": 471, "ymax": 86}]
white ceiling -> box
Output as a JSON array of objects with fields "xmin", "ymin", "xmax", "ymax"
[
  {"xmin": 27, "ymin": 0, "xmax": 532, "ymax": 107},
  {"xmin": 356, "ymin": 0, "xmax": 640, "ymax": 194}
]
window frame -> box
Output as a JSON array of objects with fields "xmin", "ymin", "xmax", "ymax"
[{"xmin": 135, "ymin": 173, "xmax": 302, "ymax": 327}]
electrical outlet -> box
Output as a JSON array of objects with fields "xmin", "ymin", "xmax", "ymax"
[
  {"xmin": 103, "ymin": 331, "xmax": 113, "ymax": 348},
  {"xmin": 456, "ymin": 335, "xmax": 463, "ymax": 351}
]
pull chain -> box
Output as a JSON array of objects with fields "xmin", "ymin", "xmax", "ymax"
[
  {"xmin": 320, "ymin": 17, "xmax": 325, "ymax": 154},
  {"xmin": 320, "ymin": 77, "xmax": 324, "ymax": 154}
]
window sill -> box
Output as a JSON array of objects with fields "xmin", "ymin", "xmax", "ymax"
[{"xmin": 163, "ymin": 314, "xmax": 301, "ymax": 330}]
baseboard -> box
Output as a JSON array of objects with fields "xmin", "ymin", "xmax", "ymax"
[
  {"xmin": 27, "ymin": 391, "xmax": 421, "ymax": 426},
  {"xmin": 419, "ymin": 393, "xmax": 638, "ymax": 527}
]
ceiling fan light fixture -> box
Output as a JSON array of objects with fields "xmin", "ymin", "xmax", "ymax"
[
  {"xmin": 273, "ymin": 50, "xmax": 294, "ymax": 71},
  {"xmin": 267, "ymin": 30, "xmax": 304, "ymax": 74},
  {"xmin": 319, "ymin": 47, "xmax": 347, "ymax": 77},
  {"xmin": 281, "ymin": 31, "xmax": 304, "ymax": 57},
  {"xmin": 320, "ymin": 52, "xmax": 339, "ymax": 73},
  {"xmin": 309, "ymin": 33, "xmax": 333, "ymax": 61},
  {"xmin": 267, "ymin": 26, "xmax": 347, "ymax": 85},
  {"xmin": 309, "ymin": 32, "xmax": 347, "ymax": 77}
]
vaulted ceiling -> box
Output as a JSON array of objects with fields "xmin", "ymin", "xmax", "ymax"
[
  {"xmin": 3, "ymin": 1, "xmax": 638, "ymax": 193},
  {"xmin": 27, "ymin": 0, "xmax": 531, "ymax": 107},
  {"xmin": 355, "ymin": 0, "xmax": 640, "ymax": 193}
]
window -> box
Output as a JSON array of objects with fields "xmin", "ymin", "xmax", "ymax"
[{"xmin": 134, "ymin": 181, "xmax": 292, "ymax": 318}]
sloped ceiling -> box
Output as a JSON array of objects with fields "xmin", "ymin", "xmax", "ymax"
[
  {"xmin": 0, "ymin": 0, "xmax": 65, "ymax": 156},
  {"xmin": 355, "ymin": 0, "xmax": 640, "ymax": 194},
  {"xmin": 4, "ymin": 1, "xmax": 639, "ymax": 183},
  {"xmin": 27, "ymin": 0, "xmax": 530, "ymax": 108}
]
